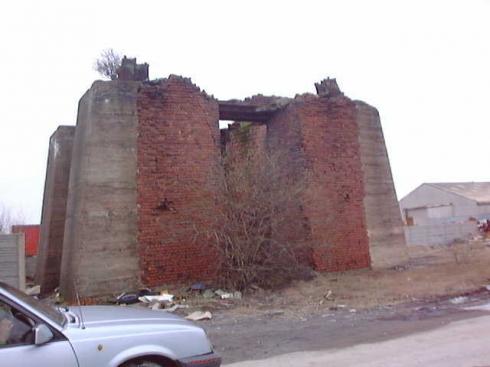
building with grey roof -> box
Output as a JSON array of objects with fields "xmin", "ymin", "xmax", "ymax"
[{"xmin": 399, "ymin": 182, "xmax": 490, "ymax": 245}]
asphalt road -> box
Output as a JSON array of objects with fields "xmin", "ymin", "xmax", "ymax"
[{"xmin": 225, "ymin": 307, "xmax": 490, "ymax": 367}]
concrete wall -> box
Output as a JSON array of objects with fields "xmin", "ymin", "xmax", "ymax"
[
  {"xmin": 36, "ymin": 126, "xmax": 75, "ymax": 294},
  {"xmin": 25, "ymin": 256, "xmax": 37, "ymax": 280},
  {"xmin": 0, "ymin": 234, "xmax": 25, "ymax": 290},
  {"xmin": 355, "ymin": 101, "xmax": 408, "ymax": 268},
  {"xmin": 404, "ymin": 222, "xmax": 478, "ymax": 246},
  {"xmin": 60, "ymin": 81, "xmax": 141, "ymax": 301}
]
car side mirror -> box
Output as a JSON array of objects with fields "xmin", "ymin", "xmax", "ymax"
[{"xmin": 34, "ymin": 324, "xmax": 54, "ymax": 345}]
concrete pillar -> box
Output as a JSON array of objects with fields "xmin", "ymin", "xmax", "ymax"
[
  {"xmin": 355, "ymin": 101, "xmax": 408, "ymax": 268},
  {"xmin": 36, "ymin": 126, "xmax": 75, "ymax": 294},
  {"xmin": 60, "ymin": 81, "xmax": 141, "ymax": 301}
]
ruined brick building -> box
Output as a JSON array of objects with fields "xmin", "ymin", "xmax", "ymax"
[{"xmin": 36, "ymin": 58, "xmax": 407, "ymax": 300}]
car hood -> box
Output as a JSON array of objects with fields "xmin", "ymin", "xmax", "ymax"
[
  {"xmin": 61, "ymin": 305, "xmax": 213, "ymax": 363},
  {"xmin": 64, "ymin": 305, "xmax": 195, "ymax": 330}
]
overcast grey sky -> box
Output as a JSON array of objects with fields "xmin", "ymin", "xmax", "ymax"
[{"xmin": 1, "ymin": 0, "xmax": 489, "ymax": 223}]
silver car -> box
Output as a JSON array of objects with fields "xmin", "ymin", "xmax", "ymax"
[{"xmin": 0, "ymin": 282, "xmax": 221, "ymax": 367}]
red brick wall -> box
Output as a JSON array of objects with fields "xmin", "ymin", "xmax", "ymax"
[
  {"xmin": 267, "ymin": 95, "xmax": 370, "ymax": 272},
  {"xmin": 136, "ymin": 76, "xmax": 221, "ymax": 286},
  {"xmin": 299, "ymin": 95, "xmax": 370, "ymax": 272},
  {"xmin": 136, "ymin": 78, "xmax": 369, "ymax": 286},
  {"xmin": 12, "ymin": 225, "xmax": 40, "ymax": 257}
]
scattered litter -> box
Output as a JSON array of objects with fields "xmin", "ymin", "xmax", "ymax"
[
  {"xmin": 185, "ymin": 311, "xmax": 212, "ymax": 321},
  {"xmin": 329, "ymin": 304, "xmax": 346, "ymax": 311},
  {"xmin": 117, "ymin": 293, "xmax": 140, "ymax": 305},
  {"xmin": 349, "ymin": 309, "xmax": 357, "ymax": 313},
  {"xmin": 215, "ymin": 289, "xmax": 226, "ymax": 297},
  {"xmin": 139, "ymin": 293, "xmax": 174, "ymax": 304},
  {"xmin": 485, "ymin": 285, "xmax": 490, "ymax": 291},
  {"xmin": 190, "ymin": 282, "xmax": 207, "ymax": 291},
  {"xmin": 54, "ymin": 291, "xmax": 64, "ymax": 304},
  {"xmin": 450, "ymin": 296, "xmax": 468, "ymax": 305},
  {"xmin": 390, "ymin": 264, "xmax": 409, "ymax": 272},
  {"xmin": 163, "ymin": 304, "xmax": 189, "ymax": 313},
  {"xmin": 25, "ymin": 285, "xmax": 40, "ymax": 296},
  {"xmin": 151, "ymin": 303, "xmax": 162, "ymax": 310},
  {"xmin": 323, "ymin": 290, "xmax": 333, "ymax": 300},
  {"xmin": 202, "ymin": 289, "xmax": 215, "ymax": 299},
  {"xmin": 215, "ymin": 290, "xmax": 242, "ymax": 300},
  {"xmin": 116, "ymin": 288, "xmax": 157, "ymax": 305}
]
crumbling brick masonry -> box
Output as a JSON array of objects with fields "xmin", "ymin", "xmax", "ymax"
[{"xmin": 38, "ymin": 59, "xmax": 407, "ymax": 300}]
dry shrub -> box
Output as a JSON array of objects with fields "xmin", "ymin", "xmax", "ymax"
[{"xmin": 210, "ymin": 128, "xmax": 310, "ymax": 290}]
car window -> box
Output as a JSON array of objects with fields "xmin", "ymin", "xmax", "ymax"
[
  {"xmin": 0, "ymin": 300, "xmax": 34, "ymax": 348},
  {"xmin": 0, "ymin": 283, "xmax": 65, "ymax": 326}
]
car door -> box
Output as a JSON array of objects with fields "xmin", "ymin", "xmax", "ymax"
[{"xmin": 0, "ymin": 298, "xmax": 78, "ymax": 367}]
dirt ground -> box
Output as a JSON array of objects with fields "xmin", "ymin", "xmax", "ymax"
[
  {"xmin": 179, "ymin": 240, "xmax": 490, "ymax": 364},
  {"xmin": 48, "ymin": 240, "xmax": 490, "ymax": 364},
  {"xmin": 182, "ymin": 240, "xmax": 490, "ymax": 314}
]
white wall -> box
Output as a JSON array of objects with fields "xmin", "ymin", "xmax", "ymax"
[
  {"xmin": 477, "ymin": 204, "xmax": 490, "ymax": 217},
  {"xmin": 0, "ymin": 233, "xmax": 26, "ymax": 290},
  {"xmin": 400, "ymin": 184, "xmax": 479, "ymax": 224},
  {"xmin": 404, "ymin": 222, "xmax": 478, "ymax": 246}
]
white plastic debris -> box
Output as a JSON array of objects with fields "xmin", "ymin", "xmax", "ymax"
[
  {"xmin": 215, "ymin": 289, "xmax": 242, "ymax": 300},
  {"xmin": 485, "ymin": 285, "xmax": 490, "ymax": 291},
  {"xmin": 450, "ymin": 296, "xmax": 468, "ymax": 304},
  {"xmin": 214, "ymin": 289, "xmax": 227, "ymax": 297},
  {"xmin": 163, "ymin": 304, "xmax": 189, "ymax": 313},
  {"xmin": 185, "ymin": 311, "xmax": 212, "ymax": 321},
  {"xmin": 139, "ymin": 294, "xmax": 174, "ymax": 303},
  {"xmin": 151, "ymin": 303, "xmax": 162, "ymax": 310},
  {"xmin": 25, "ymin": 285, "xmax": 40, "ymax": 296}
]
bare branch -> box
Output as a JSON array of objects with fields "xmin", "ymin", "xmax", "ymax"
[
  {"xmin": 94, "ymin": 49, "xmax": 122, "ymax": 80},
  {"xmin": 205, "ymin": 136, "xmax": 312, "ymax": 290}
]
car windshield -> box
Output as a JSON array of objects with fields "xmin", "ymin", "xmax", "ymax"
[{"xmin": 0, "ymin": 283, "xmax": 65, "ymax": 326}]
